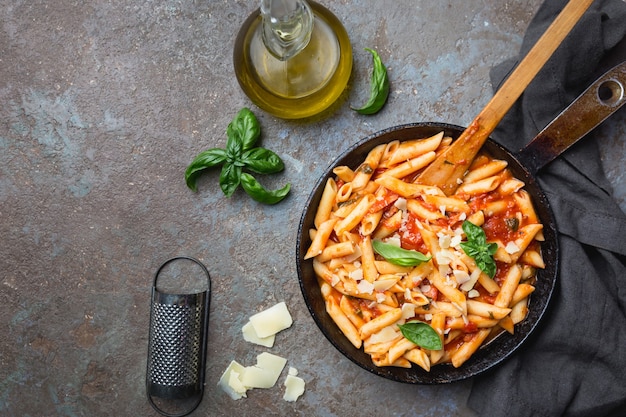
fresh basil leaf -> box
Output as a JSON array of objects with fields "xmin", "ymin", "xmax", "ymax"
[
  {"xmin": 462, "ymin": 220, "xmax": 485, "ymax": 245},
  {"xmin": 185, "ymin": 148, "xmax": 228, "ymax": 191},
  {"xmin": 460, "ymin": 221, "xmax": 498, "ymax": 278},
  {"xmin": 398, "ymin": 322, "xmax": 443, "ymax": 351},
  {"xmin": 184, "ymin": 108, "xmax": 289, "ymax": 204},
  {"xmin": 241, "ymin": 147, "xmax": 285, "ymax": 174},
  {"xmin": 226, "ymin": 107, "xmax": 260, "ymax": 155},
  {"xmin": 240, "ymin": 173, "xmax": 290, "ymax": 205},
  {"xmin": 219, "ymin": 162, "xmax": 242, "ymax": 197},
  {"xmin": 351, "ymin": 48, "xmax": 390, "ymax": 115},
  {"xmin": 372, "ymin": 240, "xmax": 430, "ymax": 267}
]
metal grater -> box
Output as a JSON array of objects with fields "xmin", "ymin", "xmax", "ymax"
[{"xmin": 146, "ymin": 256, "xmax": 211, "ymax": 417}]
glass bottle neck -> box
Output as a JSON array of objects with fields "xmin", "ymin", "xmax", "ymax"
[{"xmin": 260, "ymin": 0, "xmax": 314, "ymax": 61}]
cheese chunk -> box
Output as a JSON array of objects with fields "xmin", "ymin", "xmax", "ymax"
[
  {"xmin": 242, "ymin": 321, "xmax": 275, "ymax": 347},
  {"xmin": 241, "ymin": 352, "xmax": 287, "ymax": 389},
  {"xmin": 249, "ymin": 302, "xmax": 293, "ymax": 338},
  {"xmin": 283, "ymin": 374, "xmax": 305, "ymax": 402},
  {"xmin": 217, "ymin": 360, "xmax": 248, "ymax": 400}
]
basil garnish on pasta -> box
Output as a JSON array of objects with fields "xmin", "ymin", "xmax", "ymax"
[
  {"xmin": 459, "ymin": 220, "xmax": 498, "ymax": 278},
  {"xmin": 372, "ymin": 240, "xmax": 431, "ymax": 267},
  {"xmin": 398, "ymin": 322, "xmax": 443, "ymax": 351}
]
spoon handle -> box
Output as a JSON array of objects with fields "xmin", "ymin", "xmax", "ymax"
[
  {"xmin": 519, "ymin": 60, "xmax": 626, "ymax": 175},
  {"xmin": 417, "ymin": 0, "xmax": 595, "ymax": 195}
]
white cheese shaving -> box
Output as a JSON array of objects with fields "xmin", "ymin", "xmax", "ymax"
[
  {"xmin": 438, "ymin": 232, "xmax": 451, "ymax": 249},
  {"xmin": 467, "ymin": 289, "xmax": 480, "ymax": 298},
  {"xmin": 450, "ymin": 233, "xmax": 463, "ymax": 248},
  {"xmin": 385, "ymin": 235, "xmax": 402, "ymax": 247},
  {"xmin": 218, "ymin": 360, "xmax": 248, "ymax": 400},
  {"xmin": 249, "ymin": 301, "xmax": 293, "ymax": 338},
  {"xmin": 241, "ymin": 352, "xmax": 287, "ymax": 389},
  {"xmin": 348, "ymin": 268, "xmax": 364, "ymax": 281},
  {"xmin": 394, "ymin": 197, "xmax": 407, "ymax": 212},
  {"xmin": 439, "ymin": 205, "xmax": 446, "ymax": 216},
  {"xmin": 439, "ymin": 264, "xmax": 452, "ymax": 279},
  {"xmin": 356, "ymin": 279, "xmax": 375, "ymax": 294},
  {"xmin": 344, "ymin": 245, "xmax": 362, "ymax": 263},
  {"xmin": 401, "ymin": 303, "xmax": 416, "ymax": 319},
  {"xmin": 424, "ymin": 313, "xmax": 433, "ymax": 321},
  {"xmin": 453, "ymin": 269, "xmax": 471, "ymax": 285},
  {"xmin": 373, "ymin": 277, "xmax": 399, "ymax": 292},
  {"xmin": 460, "ymin": 268, "xmax": 482, "ymax": 292},
  {"xmin": 283, "ymin": 374, "xmax": 305, "ymax": 402},
  {"xmin": 376, "ymin": 292, "xmax": 386, "ymax": 303},
  {"xmin": 369, "ymin": 326, "xmax": 399, "ymax": 344},
  {"xmin": 505, "ymin": 241, "xmax": 521, "ymax": 254},
  {"xmin": 242, "ymin": 321, "xmax": 275, "ymax": 348},
  {"xmin": 459, "ymin": 212, "xmax": 467, "ymax": 221},
  {"xmin": 435, "ymin": 249, "xmax": 454, "ymax": 265}
]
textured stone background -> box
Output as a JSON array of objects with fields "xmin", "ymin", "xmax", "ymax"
[{"xmin": 1, "ymin": 0, "xmax": 624, "ymax": 416}]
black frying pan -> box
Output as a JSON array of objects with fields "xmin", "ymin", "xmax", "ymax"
[{"xmin": 296, "ymin": 61, "xmax": 626, "ymax": 384}]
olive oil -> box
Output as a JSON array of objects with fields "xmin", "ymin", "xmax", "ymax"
[{"xmin": 233, "ymin": 1, "xmax": 352, "ymax": 119}]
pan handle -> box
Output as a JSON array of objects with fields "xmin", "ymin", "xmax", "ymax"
[{"xmin": 517, "ymin": 61, "xmax": 626, "ymax": 175}]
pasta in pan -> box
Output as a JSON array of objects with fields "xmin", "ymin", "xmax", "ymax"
[{"xmin": 304, "ymin": 132, "xmax": 545, "ymax": 370}]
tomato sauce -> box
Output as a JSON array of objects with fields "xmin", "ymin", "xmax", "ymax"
[
  {"xmin": 357, "ymin": 297, "xmax": 384, "ymax": 319},
  {"xmin": 400, "ymin": 212, "xmax": 428, "ymax": 254}
]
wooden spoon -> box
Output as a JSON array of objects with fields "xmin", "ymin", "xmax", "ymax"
[{"xmin": 417, "ymin": 0, "xmax": 595, "ymax": 195}]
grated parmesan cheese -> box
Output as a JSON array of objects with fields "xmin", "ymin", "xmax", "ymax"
[
  {"xmin": 394, "ymin": 197, "xmax": 407, "ymax": 212},
  {"xmin": 357, "ymin": 279, "xmax": 375, "ymax": 294},
  {"xmin": 505, "ymin": 241, "xmax": 521, "ymax": 254}
]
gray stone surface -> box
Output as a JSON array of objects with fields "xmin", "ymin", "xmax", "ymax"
[{"xmin": 1, "ymin": 0, "xmax": 624, "ymax": 416}]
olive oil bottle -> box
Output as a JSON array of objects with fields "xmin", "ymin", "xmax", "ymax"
[{"xmin": 233, "ymin": 0, "xmax": 352, "ymax": 119}]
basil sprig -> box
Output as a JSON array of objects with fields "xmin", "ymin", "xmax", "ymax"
[
  {"xmin": 459, "ymin": 220, "xmax": 498, "ymax": 278},
  {"xmin": 398, "ymin": 322, "xmax": 443, "ymax": 351},
  {"xmin": 185, "ymin": 108, "xmax": 290, "ymax": 204},
  {"xmin": 372, "ymin": 240, "xmax": 430, "ymax": 267},
  {"xmin": 351, "ymin": 48, "xmax": 390, "ymax": 115}
]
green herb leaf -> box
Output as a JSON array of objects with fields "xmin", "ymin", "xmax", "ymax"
[
  {"xmin": 184, "ymin": 108, "xmax": 290, "ymax": 204},
  {"xmin": 240, "ymin": 173, "xmax": 290, "ymax": 205},
  {"xmin": 459, "ymin": 220, "xmax": 498, "ymax": 278},
  {"xmin": 351, "ymin": 48, "xmax": 390, "ymax": 115},
  {"xmin": 185, "ymin": 148, "xmax": 228, "ymax": 191},
  {"xmin": 240, "ymin": 147, "xmax": 285, "ymax": 174},
  {"xmin": 372, "ymin": 240, "xmax": 430, "ymax": 267},
  {"xmin": 226, "ymin": 107, "xmax": 260, "ymax": 153},
  {"xmin": 398, "ymin": 322, "xmax": 443, "ymax": 351},
  {"xmin": 219, "ymin": 162, "xmax": 242, "ymax": 197}
]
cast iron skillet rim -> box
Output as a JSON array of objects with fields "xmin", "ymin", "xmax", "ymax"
[{"xmin": 296, "ymin": 122, "xmax": 559, "ymax": 384}]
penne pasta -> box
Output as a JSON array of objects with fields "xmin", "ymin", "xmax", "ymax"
[
  {"xmin": 462, "ymin": 159, "xmax": 508, "ymax": 183},
  {"xmin": 304, "ymin": 218, "xmax": 338, "ymax": 260},
  {"xmin": 314, "ymin": 178, "xmax": 337, "ymax": 228},
  {"xmin": 351, "ymin": 144, "xmax": 386, "ymax": 190},
  {"xmin": 387, "ymin": 132, "xmax": 444, "ymax": 165},
  {"xmin": 334, "ymin": 194, "xmax": 376, "ymax": 236},
  {"xmin": 304, "ymin": 132, "xmax": 546, "ymax": 372},
  {"xmin": 333, "ymin": 166, "xmax": 355, "ymax": 182},
  {"xmin": 381, "ymin": 151, "xmax": 437, "ymax": 179}
]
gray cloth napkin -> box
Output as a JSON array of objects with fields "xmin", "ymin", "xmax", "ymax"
[{"xmin": 468, "ymin": 1, "xmax": 626, "ymax": 416}]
